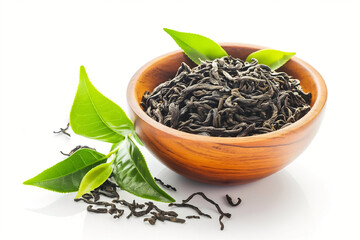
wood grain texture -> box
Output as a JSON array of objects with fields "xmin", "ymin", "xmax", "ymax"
[{"xmin": 127, "ymin": 43, "xmax": 327, "ymax": 185}]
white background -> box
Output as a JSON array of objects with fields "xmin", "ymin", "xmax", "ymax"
[{"xmin": 1, "ymin": 0, "xmax": 359, "ymax": 239}]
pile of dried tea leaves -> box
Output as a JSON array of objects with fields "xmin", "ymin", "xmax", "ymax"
[{"xmin": 141, "ymin": 56, "xmax": 311, "ymax": 137}]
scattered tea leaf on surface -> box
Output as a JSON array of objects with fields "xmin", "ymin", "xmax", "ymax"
[
  {"xmin": 112, "ymin": 137, "xmax": 175, "ymax": 203},
  {"xmin": 164, "ymin": 28, "xmax": 228, "ymax": 65},
  {"xmin": 75, "ymin": 161, "xmax": 113, "ymax": 198},
  {"xmin": 70, "ymin": 66, "xmax": 134, "ymax": 143},
  {"xmin": 246, "ymin": 49, "xmax": 295, "ymax": 70},
  {"xmin": 23, "ymin": 149, "xmax": 106, "ymax": 193}
]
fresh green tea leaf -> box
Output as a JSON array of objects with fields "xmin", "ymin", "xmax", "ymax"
[
  {"xmin": 23, "ymin": 149, "xmax": 107, "ymax": 193},
  {"xmin": 70, "ymin": 66, "xmax": 134, "ymax": 143},
  {"xmin": 164, "ymin": 28, "xmax": 228, "ymax": 65},
  {"xmin": 112, "ymin": 137, "xmax": 175, "ymax": 203},
  {"xmin": 75, "ymin": 161, "xmax": 113, "ymax": 198},
  {"xmin": 246, "ymin": 49, "xmax": 295, "ymax": 70}
]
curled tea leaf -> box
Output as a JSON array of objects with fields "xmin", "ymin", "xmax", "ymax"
[
  {"xmin": 164, "ymin": 28, "xmax": 228, "ymax": 65},
  {"xmin": 246, "ymin": 49, "xmax": 295, "ymax": 70},
  {"xmin": 23, "ymin": 149, "xmax": 106, "ymax": 193}
]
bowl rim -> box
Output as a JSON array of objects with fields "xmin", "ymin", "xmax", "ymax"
[{"xmin": 127, "ymin": 43, "xmax": 327, "ymax": 144}]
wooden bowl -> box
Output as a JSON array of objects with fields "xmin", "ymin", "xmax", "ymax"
[{"xmin": 127, "ymin": 43, "xmax": 327, "ymax": 184}]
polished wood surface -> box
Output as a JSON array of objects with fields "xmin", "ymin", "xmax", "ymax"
[{"xmin": 127, "ymin": 43, "xmax": 327, "ymax": 184}]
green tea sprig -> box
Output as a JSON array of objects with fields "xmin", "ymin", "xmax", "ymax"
[
  {"xmin": 24, "ymin": 66, "xmax": 175, "ymax": 203},
  {"xmin": 164, "ymin": 28, "xmax": 295, "ymax": 70}
]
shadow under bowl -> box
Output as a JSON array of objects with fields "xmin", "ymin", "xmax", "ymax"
[{"xmin": 127, "ymin": 43, "xmax": 327, "ymax": 185}]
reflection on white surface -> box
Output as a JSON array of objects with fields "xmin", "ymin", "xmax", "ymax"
[
  {"xmin": 80, "ymin": 168, "xmax": 316, "ymax": 240},
  {"xmin": 28, "ymin": 193, "xmax": 83, "ymax": 217}
]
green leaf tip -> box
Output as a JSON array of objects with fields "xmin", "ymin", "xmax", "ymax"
[
  {"xmin": 246, "ymin": 49, "xmax": 296, "ymax": 70},
  {"xmin": 163, "ymin": 28, "xmax": 228, "ymax": 65},
  {"xmin": 23, "ymin": 179, "xmax": 32, "ymax": 185},
  {"xmin": 78, "ymin": 65, "xmax": 88, "ymax": 84}
]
